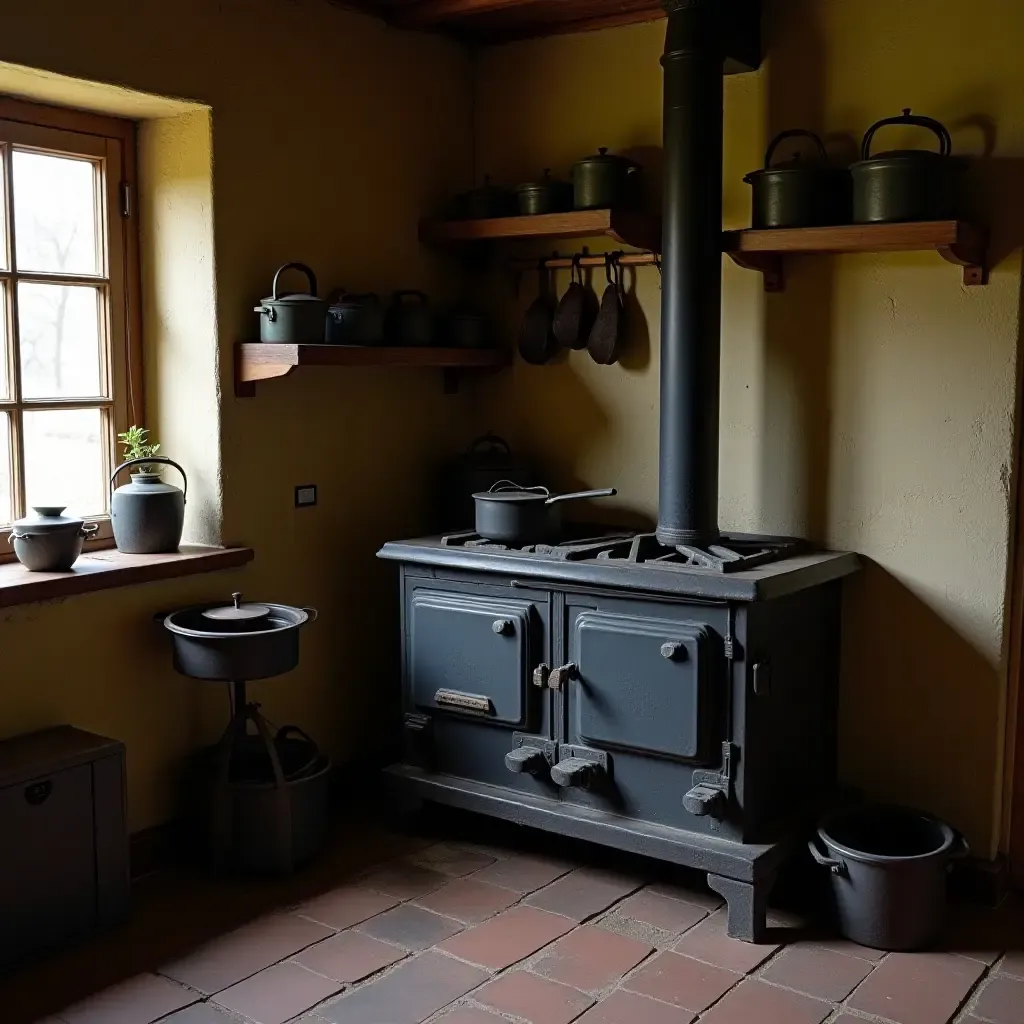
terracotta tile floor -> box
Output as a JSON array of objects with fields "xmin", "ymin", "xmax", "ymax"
[{"xmin": 4, "ymin": 813, "xmax": 1023, "ymax": 1024}]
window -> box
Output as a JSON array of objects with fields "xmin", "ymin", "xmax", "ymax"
[{"xmin": 0, "ymin": 97, "xmax": 141, "ymax": 551}]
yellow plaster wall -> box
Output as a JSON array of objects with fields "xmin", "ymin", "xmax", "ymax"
[
  {"xmin": 0, "ymin": 0, "xmax": 473, "ymax": 830},
  {"xmin": 472, "ymin": 0, "xmax": 1024, "ymax": 856}
]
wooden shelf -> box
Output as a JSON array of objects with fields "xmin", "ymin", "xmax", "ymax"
[
  {"xmin": 419, "ymin": 209, "xmax": 662, "ymax": 254},
  {"xmin": 235, "ymin": 343, "xmax": 511, "ymax": 397},
  {"xmin": 722, "ymin": 220, "xmax": 988, "ymax": 291}
]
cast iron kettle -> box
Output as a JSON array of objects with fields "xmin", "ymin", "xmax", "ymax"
[
  {"xmin": 851, "ymin": 109, "xmax": 965, "ymax": 223},
  {"xmin": 473, "ymin": 480, "xmax": 617, "ymax": 546},
  {"xmin": 572, "ymin": 148, "xmax": 640, "ymax": 210},
  {"xmin": 111, "ymin": 456, "xmax": 186, "ymax": 554},
  {"xmin": 254, "ymin": 263, "xmax": 328, "ymax": 343},
  {"xmin": 441, "ymin": 433, "xmax": 535, "ymax": 528},
  {"xmin": 744, "ymin": 129, "xmax": 851, "ymax": 229},
  {"xmin": 9, "ymin": 506, "xmax": 99, "ymax": 572}
]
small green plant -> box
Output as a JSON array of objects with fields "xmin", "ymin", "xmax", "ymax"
[{"xmin": 118, "ymin": 425, "xmax": 161, "ymax": 473}]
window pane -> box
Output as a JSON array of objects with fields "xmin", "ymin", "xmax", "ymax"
[
  {"xmin": 0, "ymin": 413, "xmax": 10, "ymax": 525},
  {"xmin": 12, "ymin": 150, "xmax": 99, "ymax": 275},
  {"xmin": 18, "ymin": 282, "xmax": 102, "ymax": 398},
  {"xmin": 24, "ymin": 408, "xmax": 105, "ymax": 516},
  {"xmin": 0, "ymin": 285, "xmax": 8, "ymax": 400}
]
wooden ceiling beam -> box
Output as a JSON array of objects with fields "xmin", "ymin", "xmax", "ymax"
[{"xmin": 391, "ymin": 0, "xmax": 538, "ymax": 28}]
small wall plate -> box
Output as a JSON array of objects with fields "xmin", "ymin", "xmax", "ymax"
[{"xmin": 295, "ymin": 484, "xmax": 317, "ymax": 508}]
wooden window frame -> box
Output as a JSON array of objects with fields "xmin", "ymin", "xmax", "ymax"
[{"xmin": 0, "ymin": 96, "xmax": 142, "ymax": 561}]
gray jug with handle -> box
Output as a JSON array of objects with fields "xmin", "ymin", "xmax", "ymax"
[{"xmin": 111, "ymin": 456, "xmax": 187, "ymax": 553}]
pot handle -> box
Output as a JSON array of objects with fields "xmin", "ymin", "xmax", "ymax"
[
  {"xmin": 861, "ymin": 108, "xmax": 952, "ymax": 160},
  {"xmin": 79, "ymin": 523, "xmax": 100, "ymax": 538},
  {"xmin": 110, "ymin": 456, "xmax": 188, "ymax": 504},
  {"xmin": 275, "ymin": 724, "xmax": 320, "ymax": 780},
  {"xmin": 765, "ymin": 128, "xmax": 828, "ymax": 168},
  {"xmin": 949, "ymin": 830, "xmax": 971, "ymax": 861},
  {"xmin": 272, "ymin": 262, "xmax": 318, "ymax": 301},
  {"xmin": 301, "ymin": 607, "xmax": 318, "ymax": 623},
  {"xmin": 488, "ymin": 479, "xmax": 548, "ymax": 495},
  {"xmin": 545, "ymin": 487, "xmax": 617, "ymax": 505},
  {"xmin": 808, "ymin": 836, "xmax": 847, "ymax": 876},
  {"xmin": 467, "ymin": 433, "xmax": 511, "ymax": 456}
]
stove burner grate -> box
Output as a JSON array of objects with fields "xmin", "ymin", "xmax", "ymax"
[
  {"xmin": 597, "ymin": 533, "xmax": 804, "ymax": 573},
  {"xmin": 440, "ymin": 528, "xmax": 635, "ymax": 561}
]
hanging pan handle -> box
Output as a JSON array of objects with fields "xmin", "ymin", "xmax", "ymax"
[
  {"xmin": 110, "ymin": 456, "xmax": 188, "ymax": 503},
  {"xmin": 765, "ymin": 129, "xmax": 828, "ymax": 167},
  {"xmin": 272, "ymin": 262, "xmax": 318, "ymax": 300},
  {"xmin": 808, "ymin": 835, "xmax": 847, "ymax": 876},
  {"xmin": 861, "ymin": 108, "xmax": 952, "ymax": 160}
]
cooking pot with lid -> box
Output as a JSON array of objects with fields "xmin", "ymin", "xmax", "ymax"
[
  {"xmin": 254, "ymin": 263, "xmax": 328, "ymax": 343},
  {"xmin": 851, "ymin": 109, "xmax": 966, "ymax": 223},
  {"xmin": 572, "ymin": 148, "xmax": 640, "ymax": 210},
  {"xmin": 473, "ymin": 480, "xmax": 617, "ymax": 546},
  {"xmin": 744, "ymin": 129, "xmax": 851, "ymax": 229},
  {"xmin": 9, "ymin": 506, "xmax": 99, "ymax": 572},
  {"xmin": 516, "ymin": 169, "xmax": 573, "ymax": 216},
  {"xmin": 161, "ymin": 592, "xmax": 318, "ymax": 680}
]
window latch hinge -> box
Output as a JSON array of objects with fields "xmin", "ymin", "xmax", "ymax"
[{"xmin": 120, "ymin": 181, "xmax": 132, "ymax": 218}]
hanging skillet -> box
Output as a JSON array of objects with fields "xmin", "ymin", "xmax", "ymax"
[
  {"xmin": 518, "ymin": 259, "xmax": 558, "ymax": 365},
  {"xmin": 553, "ymin": 253, "xmax": 598, "ymax": 351},
  {"xmin": 473, "ymin": 481, "xmax": 617, "ymax": 546},
  {"xmin": 588, "ymin": 251, "xmax": 625, "ymax": 365}
]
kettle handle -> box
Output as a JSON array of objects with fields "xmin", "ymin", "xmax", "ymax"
[
  {"xmin": 110, "ymin": 456, "xmax": 188, "ymax": 504},
  {"xmin": 765, "ymin": 129, "xmax": 828, "ymax": 168},
  {"xmin": 861, "ymin": 108, "xmax": 952, "ymax": 160},
  {"xmin": 272, "ymin": 262, "xmax": 318, "ymax": 301}
]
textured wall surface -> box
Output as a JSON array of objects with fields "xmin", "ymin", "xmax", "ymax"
[
  {"xmin": 471, "ymin": 0, "xmax": 1024, "ymax": 856},
  {"xmin": 0, "ymin": 0, "xmax": 473, "ymax": 830}
]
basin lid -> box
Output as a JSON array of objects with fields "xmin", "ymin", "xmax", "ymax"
[{"xmin": 201, "ymin": 592, "xmax": 272, "ymax": 631}]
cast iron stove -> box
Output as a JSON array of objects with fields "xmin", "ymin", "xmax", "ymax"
[{"xmin": 378, "ymin": 0, "xmax": 859, "ymax": 943}]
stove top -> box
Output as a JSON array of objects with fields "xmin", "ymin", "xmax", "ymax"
[{"xmin": 439, "ymin": 527, "xmax": 802, "ymax": 572}]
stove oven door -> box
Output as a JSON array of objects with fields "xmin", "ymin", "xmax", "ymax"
[
  {"xmin": 560, "ymin": 598, "xmax": 727, "ymax": 831},
  {"xmin": 403, "ymin": 580, "xmax": 553, "ymax": 792}
]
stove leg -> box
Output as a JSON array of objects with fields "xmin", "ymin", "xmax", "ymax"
[{"xmin": 707, "ymin": 873, "xmax": 772, "ymax": 942}]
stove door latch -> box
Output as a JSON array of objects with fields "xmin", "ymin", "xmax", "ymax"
[
  {"xmin": 683, "ymin": 741, "xmax": 737, "ymax": 819},
  {"xmin": 505, "ymin": 733, "xmax": 558, "ymax": 775},
  {"xmin": 547, "ymin": 662, "xmax": 577, "ymax": 691},
  {"xmin": 551, "ymin": 744, "xmax": 609, "ymax": 789}
]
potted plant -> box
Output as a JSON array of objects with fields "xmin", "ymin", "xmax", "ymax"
[{"xmin": 110, "ymin": 426, "xmax": 187, "ymax": 553}]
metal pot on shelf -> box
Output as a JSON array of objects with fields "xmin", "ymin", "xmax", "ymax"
[
  {"xmin": 851, "ymin": 109, "xmax": 966, "ymax": 223},
  {"xmin": 253, "ymin": 262, "xmax": 328, "ymax": 343},
  {"xmin": 515, "ymin": 169, "xmax": 573, "ymax": 216},
  {"xmin": 571, "ymin": 147, "xmax": 640, "ymax": 210},
  {"xmin": 8, "ymin": 507, "xmax": 99, "ymax": 572},
  {"xmin": 110, "ymin": 456, "xmax": 186, "ymax": 554},
  {"xmin": 326, "ymin": 291, "xmax": 384, "ymax": 345},
  {"xmin": 744, "ymin": 129, "xmax": 851, "ymax": 229},
  {"xmin": 385, "ymin": 290, "xmax": 435, "ymax": 346}
]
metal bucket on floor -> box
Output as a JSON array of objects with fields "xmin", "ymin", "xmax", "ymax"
[{"xmin": 808, "ymin": 804, "xmax": 968, "ymax": 951}]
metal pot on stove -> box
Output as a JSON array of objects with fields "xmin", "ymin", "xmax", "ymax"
[
  {"xmin": 473, "ymin": 481, "xmax": 617, "ymax": 546},
  {"xmin": 161, "ymin": 592, "xmax": 317, "ymax": 681}
]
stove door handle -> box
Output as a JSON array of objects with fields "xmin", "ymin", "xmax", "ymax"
[{"xmin": 548, "ymin": 662, "xmax": 577, "ymax": 691}]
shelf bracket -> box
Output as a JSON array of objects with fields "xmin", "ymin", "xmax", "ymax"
[
  {"xmin": 937, "ymin": 228, "xmax": 989, "ymax": 286},
  {"xmin": 726, "ymin": 252, "xmax": 785, "ymax": 292},
  {"xmin": 234, "ymin": 344, "xmax": 297, "ymax": 398}
]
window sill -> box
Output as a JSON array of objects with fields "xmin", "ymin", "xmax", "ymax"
[{"xmin": 0, "ymin": 545, "xmax": 254, "ymax": 608}]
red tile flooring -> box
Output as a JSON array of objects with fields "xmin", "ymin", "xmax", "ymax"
[{"xmin": 5, "ymin": 817, "xmax": 1023, "ymax": 1024}]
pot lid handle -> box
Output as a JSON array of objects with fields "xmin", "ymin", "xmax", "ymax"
[
  {"xmin": 861, "ymin": 108, "xmax": 952, "ymax": 160},
  {"xmin": 110, "ymin": 456, "xmax": 188, "ymax": 504},
  {"xmin": 272, "ymin": 262, "xmax": 318, "ymax": 301},
  {"xmin": 764, "ymin": 128, "xmax": 828, "ymax": 168}
]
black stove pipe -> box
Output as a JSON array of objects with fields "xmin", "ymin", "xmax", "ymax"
[{"xmin": 656, "ymin": 0, "xmax": 724, "ymax": 547}]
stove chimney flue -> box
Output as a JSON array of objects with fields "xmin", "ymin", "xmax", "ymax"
[{"xmin": 656, "ymin": 0, "xmax": 725, "ymax": 547}]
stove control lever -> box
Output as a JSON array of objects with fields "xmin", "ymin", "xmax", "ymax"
[
  {"xmin": 493, "ymin": 618, "xmax": 515, "ymax": 635},
  {"xmin": 683, "ymin": 784, "xmax": 725, "ymax": 817},
  {"xmin": 551, "ymin": 744, "xmax": 609, "ymax": 789},
  {"xmin": 532, "ymin": 663, "xmax": 550, "ymax": 688},
  {"xmin": 505, "ymin": 746, "xmax": 547, "ymax": 774},
  {"xmin": 548, "ymin": 662, "xmax": 577, "ymax": 691},
  {"xmin": 661, "ymin": 641, "xmax": 687, "ymax": 660}
]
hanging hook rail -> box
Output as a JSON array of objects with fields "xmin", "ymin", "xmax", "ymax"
[{"xmin": 509, "ymin": 250, "xmax": 660, "ymax": 271}]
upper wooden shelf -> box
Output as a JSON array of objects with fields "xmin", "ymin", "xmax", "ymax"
[
  {"xmin": 235, "ymin": 342, "xmax": 510, "ymax": 397},
  {"xmin": 339, "ymin": 0, "xmax": 666, "ymax": 44},
  {"xmin": 723, "ymin": 220, "xmax": 988, "ymax": 290},
  {"xmin": 420, "ymin": 209, "xmax": 662, "ymax": 253}
]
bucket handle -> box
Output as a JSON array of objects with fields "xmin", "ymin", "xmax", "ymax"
[
  {"xmin": 110, "ymin": 456, "xmax": 188, "ymax": 504},
  {"xmin": 808, "ymin": 836, "xmax": 847, "ymax": 876}
]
